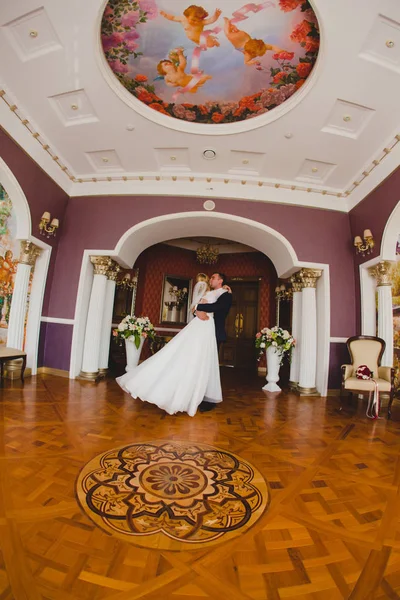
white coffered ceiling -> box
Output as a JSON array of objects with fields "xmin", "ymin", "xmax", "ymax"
[{"xmin": 0, "ymin": 0, "xmax": 400, "ymax": 211}]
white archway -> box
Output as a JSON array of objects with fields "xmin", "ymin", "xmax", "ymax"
[
  {"xmin": 381, "ymin": 199, "xmax": 400, "ymax": 261},
  {"xmin": 0, "ymin": 158, "xmax": 51, "ymax": 374},
  {"xmin": 360, "ymin": 200, "xmax": 400, "ymax": 340},
  {"xmin": 116, "ymin": 212, "xmax": 298, "ymax": 277},
  {"xmin": 70, "ymin": 212, "xmax": 330, "ymax": 394}
]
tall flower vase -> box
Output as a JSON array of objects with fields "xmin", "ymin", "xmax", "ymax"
[
  {"xmin": 263, "ymin": 346, "xmax": 283, "ymax": 392},
  {"xmin": 125, "ymin": 337, "xmax": 145, "ymax": 372}
]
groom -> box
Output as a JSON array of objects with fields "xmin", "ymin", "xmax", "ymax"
[{"xmin": 194, "ymin": 272, "xmax": 232, "ymax": 412}]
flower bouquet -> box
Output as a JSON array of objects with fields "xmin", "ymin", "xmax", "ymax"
[
  {"xmin": 114, "ymin": 315, "xmax": 155, "ymax": 349},
  {"xmin": 255, "ymin": 326, "xmax": 295, "ymax": 363}
]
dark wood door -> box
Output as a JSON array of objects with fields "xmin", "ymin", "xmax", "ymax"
[{"xmin": 220, "ymin": 280, "xmax": 260, "ymax": 370}]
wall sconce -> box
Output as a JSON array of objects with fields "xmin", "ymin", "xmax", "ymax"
[
  {"xmin": 39, "ymin": 212, "xmax": 59, "ymax": 238},
  {"xmin": 354, "ymin": 229, "xmax": 374, "ymax": 256},
  {"xmin": 275, "ymin": 282, "xmax": 292, "ymax": 327},
  {"xmin": 275, "ymin": 283, "xmax": 292, "ymax": 301},
  {"xmin": 117, "ymin": 271, "xmax": 137, "ymax": 290}
]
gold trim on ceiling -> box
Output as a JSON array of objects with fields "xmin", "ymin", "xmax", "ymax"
[{"xmin": 1, "ymin": 88, "xmax": 399, "ymax": 199}]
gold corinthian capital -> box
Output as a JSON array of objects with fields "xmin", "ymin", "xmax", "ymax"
[
  {"xmin": 297, "ymin": 268, "xmax": 322, "ymax": 289},
  {"xmin": 107, "ymin": 261, "xmax": 121, "ymax": 281},
  {"xmin": 90, "ymin": 255, "xmax": 113, "ymax": 277},
  {"xmin": 19, "ymin": 240, "xmax": 42, "ymax": 266},
  {"xmin": 369, "ymin": 261, "xmax": 394, "ymax": 286},
  {"xmin": 290, "ymin": 272, "xmax": 303, "ymax": 293}
]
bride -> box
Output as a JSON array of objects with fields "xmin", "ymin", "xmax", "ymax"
[{"xmin": 116, "ymin": 277, "xmax": 230, "ymax": 417}]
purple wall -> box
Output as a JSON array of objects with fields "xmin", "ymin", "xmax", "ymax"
[
  {"xmin": 0, "ymin": 129, "xmax": 69, "ymax": 313},
  {"xmin": 328, "ymin": 342, "xmax": 350, "ymax": 389},
  {"xmin": 3, "ymin": 128, "xmax": 377, "ymax": 382},
  {"xmin": 349, "ymin": 166, "xmax": 400, "ymax": 331},
  {"xmin": 39, "ymin": 322, "xmax": 73, "ymax": 371},
  {"xmin": 48, "ymin": 195, "xmax": 356, "ymax": 336},
  {"xmin": 350, "ymin": 166, "xmax": 400, "ymax": 263}
]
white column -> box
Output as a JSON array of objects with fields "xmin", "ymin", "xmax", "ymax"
[
  {"xmin": 80, "ymin": 256, "xmax": 112, "ymax": 379},
  {"xmin": 370, "ymin": 261, "xmax": 394, "ymax": 367},
  {"xmin": 98, "ymin": 262, "xmax": 120, "ymax": 375},
  {"xmin": 298, "ymin": 269, "xmax": 322, "ymax": 395},
  {"xmin": 7, "ymin": 240, "xmax": 41, "ymax": 350},
  {"xmin": 289, "ymin": 275, "xmax": 302, "ymax": 389}
]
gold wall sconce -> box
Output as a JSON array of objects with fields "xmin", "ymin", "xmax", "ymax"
[
  {"xmin": 275, "ymin": 282, "xmax": 292, "ymax": 326},
  {"xmin": 275, "ymin": 283, "xmax": 292, "ymax": 301},
  {"xmin": 39, "ymin": 212, "xmax": 59, "ymax": 238},
  {"xmin": 117, "ymin": 271, "xmax": 138, "ymax": 290},
  {"xmin": 354, "ymin": 229, "xmax": 374, "ymax": 256}
]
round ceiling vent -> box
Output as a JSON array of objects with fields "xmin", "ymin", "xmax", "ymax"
[
  {"xmin": 203, "ymin": 200, "xmax": 216, "ymax": 211},
  {"xmin": 203, "ymin": 149, "xmax": 216, "ymax": 160}
]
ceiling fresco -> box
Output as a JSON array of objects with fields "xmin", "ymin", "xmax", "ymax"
[{"xmin": 101, "ymin": 0, "xmax": 320, "ymax": 124}]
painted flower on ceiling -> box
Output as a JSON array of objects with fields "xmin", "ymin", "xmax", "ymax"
[{"xmin": 101, "ymin": 0, "xmax": 320, "ymax": 124}]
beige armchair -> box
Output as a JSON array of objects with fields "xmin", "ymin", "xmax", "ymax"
[{"xmin": 341, "ymin": 336, "xmax": 395, "ymax": 418}]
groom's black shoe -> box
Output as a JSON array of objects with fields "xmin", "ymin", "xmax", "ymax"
[{"xmin": 199, "ymin": 401, "xmax": 216, "ymax": 413}]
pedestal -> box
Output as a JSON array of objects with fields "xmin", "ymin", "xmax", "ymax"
[
  {"xmin": 262, "ymin": 346, "xmax": 282, "ymax": 392},
  {"xmin": 125, "ymin": 337, "xmax": 145, "ymax": 372}
]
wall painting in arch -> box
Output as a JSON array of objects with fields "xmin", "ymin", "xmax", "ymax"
[
  {"xmin": 0, "ymin": 184, "xmax": 32, "ymax": 348},
  {"xmin": 101, "ymin": 0, "xmax": 320, "ymax": 124}
]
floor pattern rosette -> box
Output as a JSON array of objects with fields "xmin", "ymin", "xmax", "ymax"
[{"xmin": 76, "ymin": 440, "xmax": 269, "ymax": 549}]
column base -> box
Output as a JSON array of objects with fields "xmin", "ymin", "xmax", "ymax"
[
  {"xmin": 297, "ymin": 385, "xmax": 318, "ymax": 396},
  {"xmin": 97, "ymin": 368, "xmax": 108, "ymax": 376},
  {"xmin": 289, "ymin": 381, "xmax": 298, "ymax": 391},
  {"xmin": 79, "ymin": 370, "xmax": 99, "ymax": 381}
]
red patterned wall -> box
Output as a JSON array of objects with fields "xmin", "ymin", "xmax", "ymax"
[{"xmin": 134, "ymin": 243, "xmax": 277, "ymax": 330}]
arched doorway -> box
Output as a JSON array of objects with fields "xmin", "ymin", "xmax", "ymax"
[
  {"xmin": 0, "ymin": 158, "xmax": 51, "ymax": 375},
  {"xmin": 70, "ymin": 212, "xmax": 330, "ymax": 394}
]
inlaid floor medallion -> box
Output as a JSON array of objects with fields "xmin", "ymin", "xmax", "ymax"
[{"xmin": 76, "ymin": 440, "xmax": 269, "ymax": 549}]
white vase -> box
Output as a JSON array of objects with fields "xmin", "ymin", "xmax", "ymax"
[
  {"xmin": 263, "ymin": 346, "xmax": 283, "ymax": 392},
  {"xmin": 125, "ymin": 337, "xmax": 145, "ymax": 372}
]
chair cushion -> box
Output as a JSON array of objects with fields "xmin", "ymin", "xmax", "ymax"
[
  {"xmin": 0, "ymin": 347, "xmax": 26, "ymax": 358},
  {"xmin": 344, "ymin": 377, "xmax": 391, "ymax": 392}
]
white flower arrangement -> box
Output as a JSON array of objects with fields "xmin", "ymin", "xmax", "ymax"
[
  {"xmin": 255, "ymin": 326, "xmax": 295, "ymax": 362},
  {"xmin": 114, "ymin": 315, "xmax": 155, "ymax": 348}
]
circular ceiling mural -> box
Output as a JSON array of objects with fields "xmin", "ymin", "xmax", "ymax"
[
  {"xmin": 101, "ymin": 0, "xmax": 320, "ymax": 125},
  {"xmin": 76, "ymin": 440, "xmax": 269, "ymax": 549}
]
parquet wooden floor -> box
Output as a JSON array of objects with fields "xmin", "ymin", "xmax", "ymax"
[{"xmin": 1, "ymin": 371, "xmax": 400, "ymax": 599}]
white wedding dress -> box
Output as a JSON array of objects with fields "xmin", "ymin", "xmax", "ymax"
[{"xmin": 116, "ymin": 288, "xmax": 225, "ymax": 417}]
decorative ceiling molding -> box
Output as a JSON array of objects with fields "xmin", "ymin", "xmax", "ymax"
[{"xmin": 2, "ymin": 85, "xmax": 399, "ymax": 207}]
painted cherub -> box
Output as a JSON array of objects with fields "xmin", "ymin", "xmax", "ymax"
[
  {"xmin": 157, "ymin": 48, "xmax": 212, "ymax": 92},
  {"xmin": 223, "ymin": 17, "xmax": 284, "ymax": 66},
  {"xmin": 160, "ymin": 5, "xmax": 222, "ymax": 48}
]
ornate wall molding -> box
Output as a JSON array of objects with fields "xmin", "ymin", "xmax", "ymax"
[
  {"xmin": 90, "ymin": 255, "xmax": 112, "ymax": 277},
  {"xmin": 2, "ymin": 87, "xmax": 399, "ymax": 203},
  {"xmin": 19, "ymin": 240, "xmax": 42, "ymax": 266},
  {"xmin": 298, "ymin": 268, "xmax": 322, "ymax": 289},
  {"xmin": 369, "ymin": 260, "xmax": 394, "ymax": 286}
]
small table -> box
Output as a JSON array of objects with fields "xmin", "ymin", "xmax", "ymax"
[{"xmin": 0, "ymin": 347, "xmax": 27, "ymax": 385}]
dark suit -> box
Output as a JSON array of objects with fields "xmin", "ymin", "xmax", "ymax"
[{"xmin": 196, "ymin": 291, "xmax": 232, "ymax": 346}]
